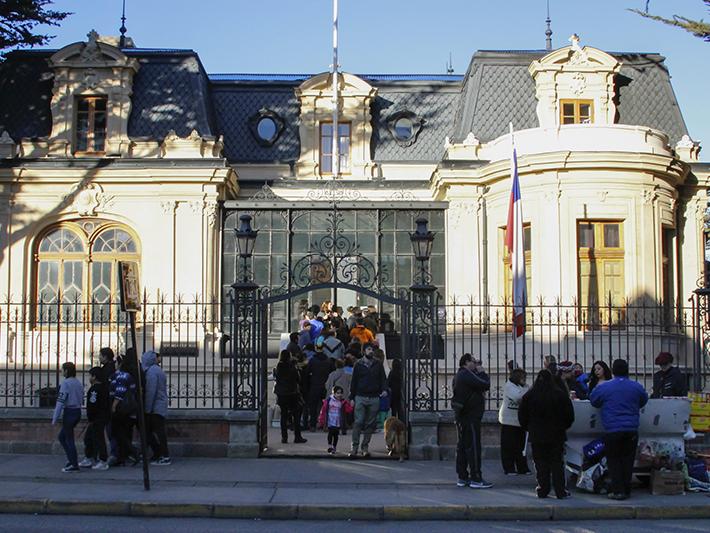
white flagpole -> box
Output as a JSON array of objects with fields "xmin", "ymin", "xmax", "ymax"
[{"xmin": 331, "ymin": 0, "xmax": 340, "ymax": 179}]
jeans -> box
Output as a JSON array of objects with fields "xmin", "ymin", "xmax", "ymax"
[
  {"xmin": 84, "ymin": 419, "xmax": 108, "ymax": 462},
  {"xmin": 605, "ymin": 431, "xmax": 638, "ymax": 496},
  {"xmin": 327, "ymin": 427, "xmax": 340, "ymax": 449},
  {"xmin": 307, "ymin": 391, "xmax": 325, "ymax": 430},
  {"xmin": 500, "ymin": 424, "xmax": 529, "ymax": 474},
  {"xmin": 531, "ymin": 441, "xmax": 566, "ymax": 497},
  {"xmin": 146, "ymin": 413, "xmax": 169, "ymax": 459},
  {"xmin": 351, "ymin": 395, "xmax": 380, "ymax": 451},
  {"xmin": 58, "ymin": 408, "xmax": 81, "ymax": 467},
  {"xmin": 455, "ymin": 415, "xmax": 483, "ymax": 481}
]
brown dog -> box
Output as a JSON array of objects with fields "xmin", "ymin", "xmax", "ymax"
[{"xmin": 384, "ymin": 416, "xmax": 407, "ymax": 461}]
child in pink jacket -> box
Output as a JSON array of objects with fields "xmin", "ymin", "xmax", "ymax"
[{"xmin": 318, "ymin": 385, "xmax": 353, "ymax": 454}]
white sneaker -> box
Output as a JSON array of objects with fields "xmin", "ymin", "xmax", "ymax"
[
  {"xmin": 92, "ymin": 460, "xmax": 109, "ymax": 471},
  {"xmin": 78, "ymin": 458, "xmax": 94, "ymax": 468}
]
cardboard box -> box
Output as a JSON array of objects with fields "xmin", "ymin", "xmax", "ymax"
[
  {"xmin": 690, "ymin": 416, "xmax": 710, "ymax": 432},
  {"xmin": 650, "ymin": 470, "xmax": 685, "ymax": 496}
]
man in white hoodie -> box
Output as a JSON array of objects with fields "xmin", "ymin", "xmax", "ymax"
[{"xmin": 498, "ymin": 366, "xmax": 530, "ymax": 475}]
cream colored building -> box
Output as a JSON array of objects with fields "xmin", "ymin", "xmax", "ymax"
[{"xmin": 0, "ymin": 32, "xmax": 708, "ymax": 363}]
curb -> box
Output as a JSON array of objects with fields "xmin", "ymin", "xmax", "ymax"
[{"xmin": 1, "ymin": 500, "xmax": 710, "ymax": 521}]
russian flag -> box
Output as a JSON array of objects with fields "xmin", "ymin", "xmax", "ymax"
[{"xmin": 505, "ymin": 128, "xmax": 526, "ymax": 338}]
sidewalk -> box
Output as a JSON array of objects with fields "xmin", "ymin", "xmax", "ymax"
[{"xmin": 0, "ymin": 454, "xmax": 708, "ymax": 521}]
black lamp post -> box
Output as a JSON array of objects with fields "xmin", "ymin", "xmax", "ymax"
[
  {"xmin": 409, "ymin": 217, "xmax": 435, "ymax": 290},
  {"xmin": 232, "ymin": 214, "xmax": 258, "ymax": 289}
]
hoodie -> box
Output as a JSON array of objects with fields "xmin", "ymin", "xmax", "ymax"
[{"xmin": 141, "ymin": 351, "xmax": 168, "ymax": 417}]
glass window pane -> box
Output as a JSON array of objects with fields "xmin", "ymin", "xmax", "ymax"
[
  {"xmin": 604, "ymin": 224, "xmax": 620, "ymax": 248},
  {"xmin": 321, "ymin": 123, "xmax": 333, "ymax": 137},
  {"xmin": 358, "ymin": 233, "xmax": 376, "ymax": 254},
  {"xmin": 39, "ymin": 228, "xmax": 85, "ymax": 253},
  {"xmin": 562, "ymin": 103, "xmax": 575, "ymax": 116},
  {"xmin": 523, "ymin": 226, "xmax": 532, "ymax": 252},
  {"xmin": 62, "ymin": 260, "xmax": 84, "ymax": 303},
  {"xmin": 578, "ymin": 223, "xmax": 594, "ymax": 248},
  {"xmin": 579, "ymin": 103, "xmax": 591, "ymax": 120},
  {"xmin": 381, "ymin": 232, "xmax": 394, "ymax": 253},
  {"xmin": 38, "ymin": 261, "xmax": 59, "ymax": 303}
]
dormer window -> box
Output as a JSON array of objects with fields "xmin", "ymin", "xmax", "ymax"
[
  {"xmin": 320, "ymin": 122, "xmax": 351, "ymax": 175},
  {"xmin": 560, "ymin": 99, "xmax": 593, "ymax": 125},
  {"xmin": 75, "ymin": 96, "xmax": 107, "ymax": 153}
]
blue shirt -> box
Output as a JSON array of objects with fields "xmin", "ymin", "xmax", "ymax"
[{"xmin": 589, "ymin": 376, "xmax": 649, "ymax": 433}]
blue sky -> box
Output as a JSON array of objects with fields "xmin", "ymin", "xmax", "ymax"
[{"xmin": 35, "ymin": 1, "xmax": 710, "ymax": 159}]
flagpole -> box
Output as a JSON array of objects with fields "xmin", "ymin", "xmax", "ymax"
[
  {"xmin": 331, "ymin": 0, "xmax": 340, "ymax": 179},
  {"xmin": 510, "ymin": 122, "xmax": 517, "ymax": 368}
]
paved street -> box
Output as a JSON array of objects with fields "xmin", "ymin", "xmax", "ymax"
[{"xmin": 0, "ymin": 516, "xmax": 709, "ymax": 533}]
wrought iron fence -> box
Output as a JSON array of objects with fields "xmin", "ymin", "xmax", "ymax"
[
  {"xmin": 0, "ymin": 297, "xmax": 231, "ymax": 409},
  {"xmin": 439, "ymin": 297, "xmax": 710, "ymax": 411},
  {"xmin": 2, "ymin": 295, "xmax": 708, "ymax": 412}
]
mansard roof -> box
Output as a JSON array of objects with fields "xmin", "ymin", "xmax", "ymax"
[
  {"xmin": 0, "ymin": 46, "xmax": 690, "ymax": 162},
  {"xmin": 451, "ymin": 49, "xmax": 689, "ymax": 146}
]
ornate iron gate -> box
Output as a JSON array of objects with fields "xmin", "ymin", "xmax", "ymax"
[{"xmin": 227, "ymin": 182, "xmax": 442, "ymax": 454}]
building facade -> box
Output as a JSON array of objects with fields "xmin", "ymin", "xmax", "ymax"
[{"xmin": 1, "ymin": 32, "xmax": 709, "ymax": 374}]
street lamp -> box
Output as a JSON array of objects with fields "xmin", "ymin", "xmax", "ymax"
[
  {"xmin": 409, "ymin": 217, "xmax": 435, "ymax": 289},
  {"xmin": 232, "ymin": 214, "xmax": 258, "ymax": 288}
]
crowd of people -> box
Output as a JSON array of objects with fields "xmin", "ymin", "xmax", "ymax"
[
  {"xmin": 52, "ymin": 347, "xmax": 171, "ymax": 473},
  {"xmin": 454, "ymin": 350, "xmax": 688, "ymax": 499},
  {"xmin": 274, "ymin": 301, "xmax": 403, "ymax": 456}
]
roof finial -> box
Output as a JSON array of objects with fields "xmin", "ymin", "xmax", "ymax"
[
  {"xmin": 446, "ymin": 52, "xmax": 454, "ymax": 75},
  {"xmin": 119, "ymin": 0, "xmax": 127, "ymax": 48},
  {"xmin": 545, "ymin": 0, "xmax": 553, "ymax": 51}
]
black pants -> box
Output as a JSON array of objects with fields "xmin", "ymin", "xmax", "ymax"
[
  {"xmin": 456, "ymin": 416, "xmax": 483, "ymax": 481},
  {"xmin": 278, "ymin": 394, "xmax": 304, "ymax": 441},
  {"xmin": 327, "ymin": 427, "xmax": 340, "ymax": 449},
  {"xmin": 531, "ymin": 441, "xmax": 566, "ymax": 497},
  {"xmin": 605, "ymin": 431, "xmax": 638, "ymax": 496},
  {"xmin": 307, "ymin": 391, "xmax": 325, "ymax": 430},
  {"xmin": 146, "ymin": 413, "xmax": 169, "ymax": 459},
  {"xmin": 84, "ymin": 420, "xmax": 108, "ymax": 462},
  {"xmin": 500, "ymin": 424, "xmax": 529, "ymax": 474},
  {"xmin": 111, "ymin": 414, "xmax": 135, "ymax": 462}
]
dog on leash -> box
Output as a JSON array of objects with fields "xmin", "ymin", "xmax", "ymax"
[{"xmin": 384, "ymin": 416, "xmax": 407, "ymax": 461}]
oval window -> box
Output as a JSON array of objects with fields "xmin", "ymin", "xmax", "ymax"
[
  {"xmin": 256, "ymin": 117, "xmax": 277, "ymax": 142},
  {"xmin": 394, "ymin": 117, "xmax": 414, "ymax": 141}
]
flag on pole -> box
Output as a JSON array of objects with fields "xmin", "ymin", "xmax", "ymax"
[{"xmin": 505, "ymin": 125, "xmax": 526, "ymax": 338}]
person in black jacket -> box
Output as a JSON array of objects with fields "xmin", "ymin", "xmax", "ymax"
[
  {"xmin": 651, "ymin": 352, "xmax": 688, "ymax": 398},
  {"xmin": 80, "ymin": 367, "xmax": 111, "ymax": 470},
  {"xmin": 452, "ymin": 353, "xmax": 492, "ymax": 489},
  {"xmin": 349, "ymin": 343, "xmax": 387, "ymax": 458},
  {"xmin": 388, "ymin": 359, "xmax": 404, "ymax": 421},
  {"xmin": 274, "ymin": 350, "xmax": 307, "ymax": 444},
  {"xmin": 518, "ymin": 369, "xmax": 575, "ymax": 499},
  {"xmin": 304, "ymin": 343, "xmax": 334, "ymax": 432}
]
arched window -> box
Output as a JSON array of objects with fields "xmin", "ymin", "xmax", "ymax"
[
  {"xmin": 35, "ymin": 222, "xmax": 140, "ymax": 320},
  {"xmin": 37, "ymin": 227, "xmax": 86, "ymax": 305}
]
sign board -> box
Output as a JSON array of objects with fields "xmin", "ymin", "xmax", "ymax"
[{"xmin": 118, "ymin": 261, "xmax": 141, "ymax": 312}]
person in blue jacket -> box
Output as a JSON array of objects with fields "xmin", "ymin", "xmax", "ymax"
[{"xmin": 589, "ymin": 359, "xmax": 648, "ymax": 500}]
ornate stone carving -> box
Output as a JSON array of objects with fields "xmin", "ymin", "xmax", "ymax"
[
  {"xmin": 204, "ymin": 202, "xmax": 218, "ymax": 228},
  {"xmin": 63, "ymin": 182, "xmax": 114, "ymax": 216},
  {"xmin": 306, "ymin": 179, "xmax": 362, "ymax": 203},
  {"xmin": 79, "ymin": 30, "xmax": 103, "ymax": 62},
  {"xmin": 598, "ymin": 190, "xmax": 608, "ymax": 203},
  {"xmin": 570, "ymin": 72, "xmax": 586, "ymax": 96},
  {"xmin": 643, "ymin": 186, "xmax": 659, "ymax": 205},
  {"xmin": 249, "ymin": 184, "xmax": 278, "ymax": 201},
  {"xmin": 188, "ymin": 200, "xmax": 204, "ymax": 215},
  {"xmin": 675, "ymin": 134, "xmax": 701, "ymax": 162},
  {"xmin": 160, "ymin": 200, "xmax": 176, "ymax": 215},
  {"xmin": 448, "ymin": 200, "xmax": 476, "ymax": 228},
  {"xmin": 567, "ymin": 34, "xmax": 592, "ymax": 66}
]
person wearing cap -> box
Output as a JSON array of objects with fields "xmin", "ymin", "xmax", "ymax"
[
  {"xmin": 558, "ymin": 361, "xmax": 587, "ymax": 400},
  {"xmin": 651, "ymin": 352, "xmax": 687, "ymax": 398},
  {"xmin": 590, "ymin": 359, "xmax": 648, "ymax": 500}
]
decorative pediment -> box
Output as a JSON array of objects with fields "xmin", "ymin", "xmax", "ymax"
[
  {"xmin": 296, "ymin": 72, "xmax": 376, "ymax": 98},
  {"xmin": 528, "ymin": 36, "xmax": 622, "ymax": 128},
  {"xmin": 48, "ymin": 30, "xmax": 138, "ymax": 70}
]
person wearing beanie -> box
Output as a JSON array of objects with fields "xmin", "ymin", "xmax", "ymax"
[
  {"xmin": 558, "ymin": 361, "xmax": 587, "ymax": 400},
  {"xmin": 651, "ymin": 352, "xmax": 687, "ymax": 399},
  {"xmin": 589, "ymin": 359, "xmax": 648, "ymax": 500}
]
